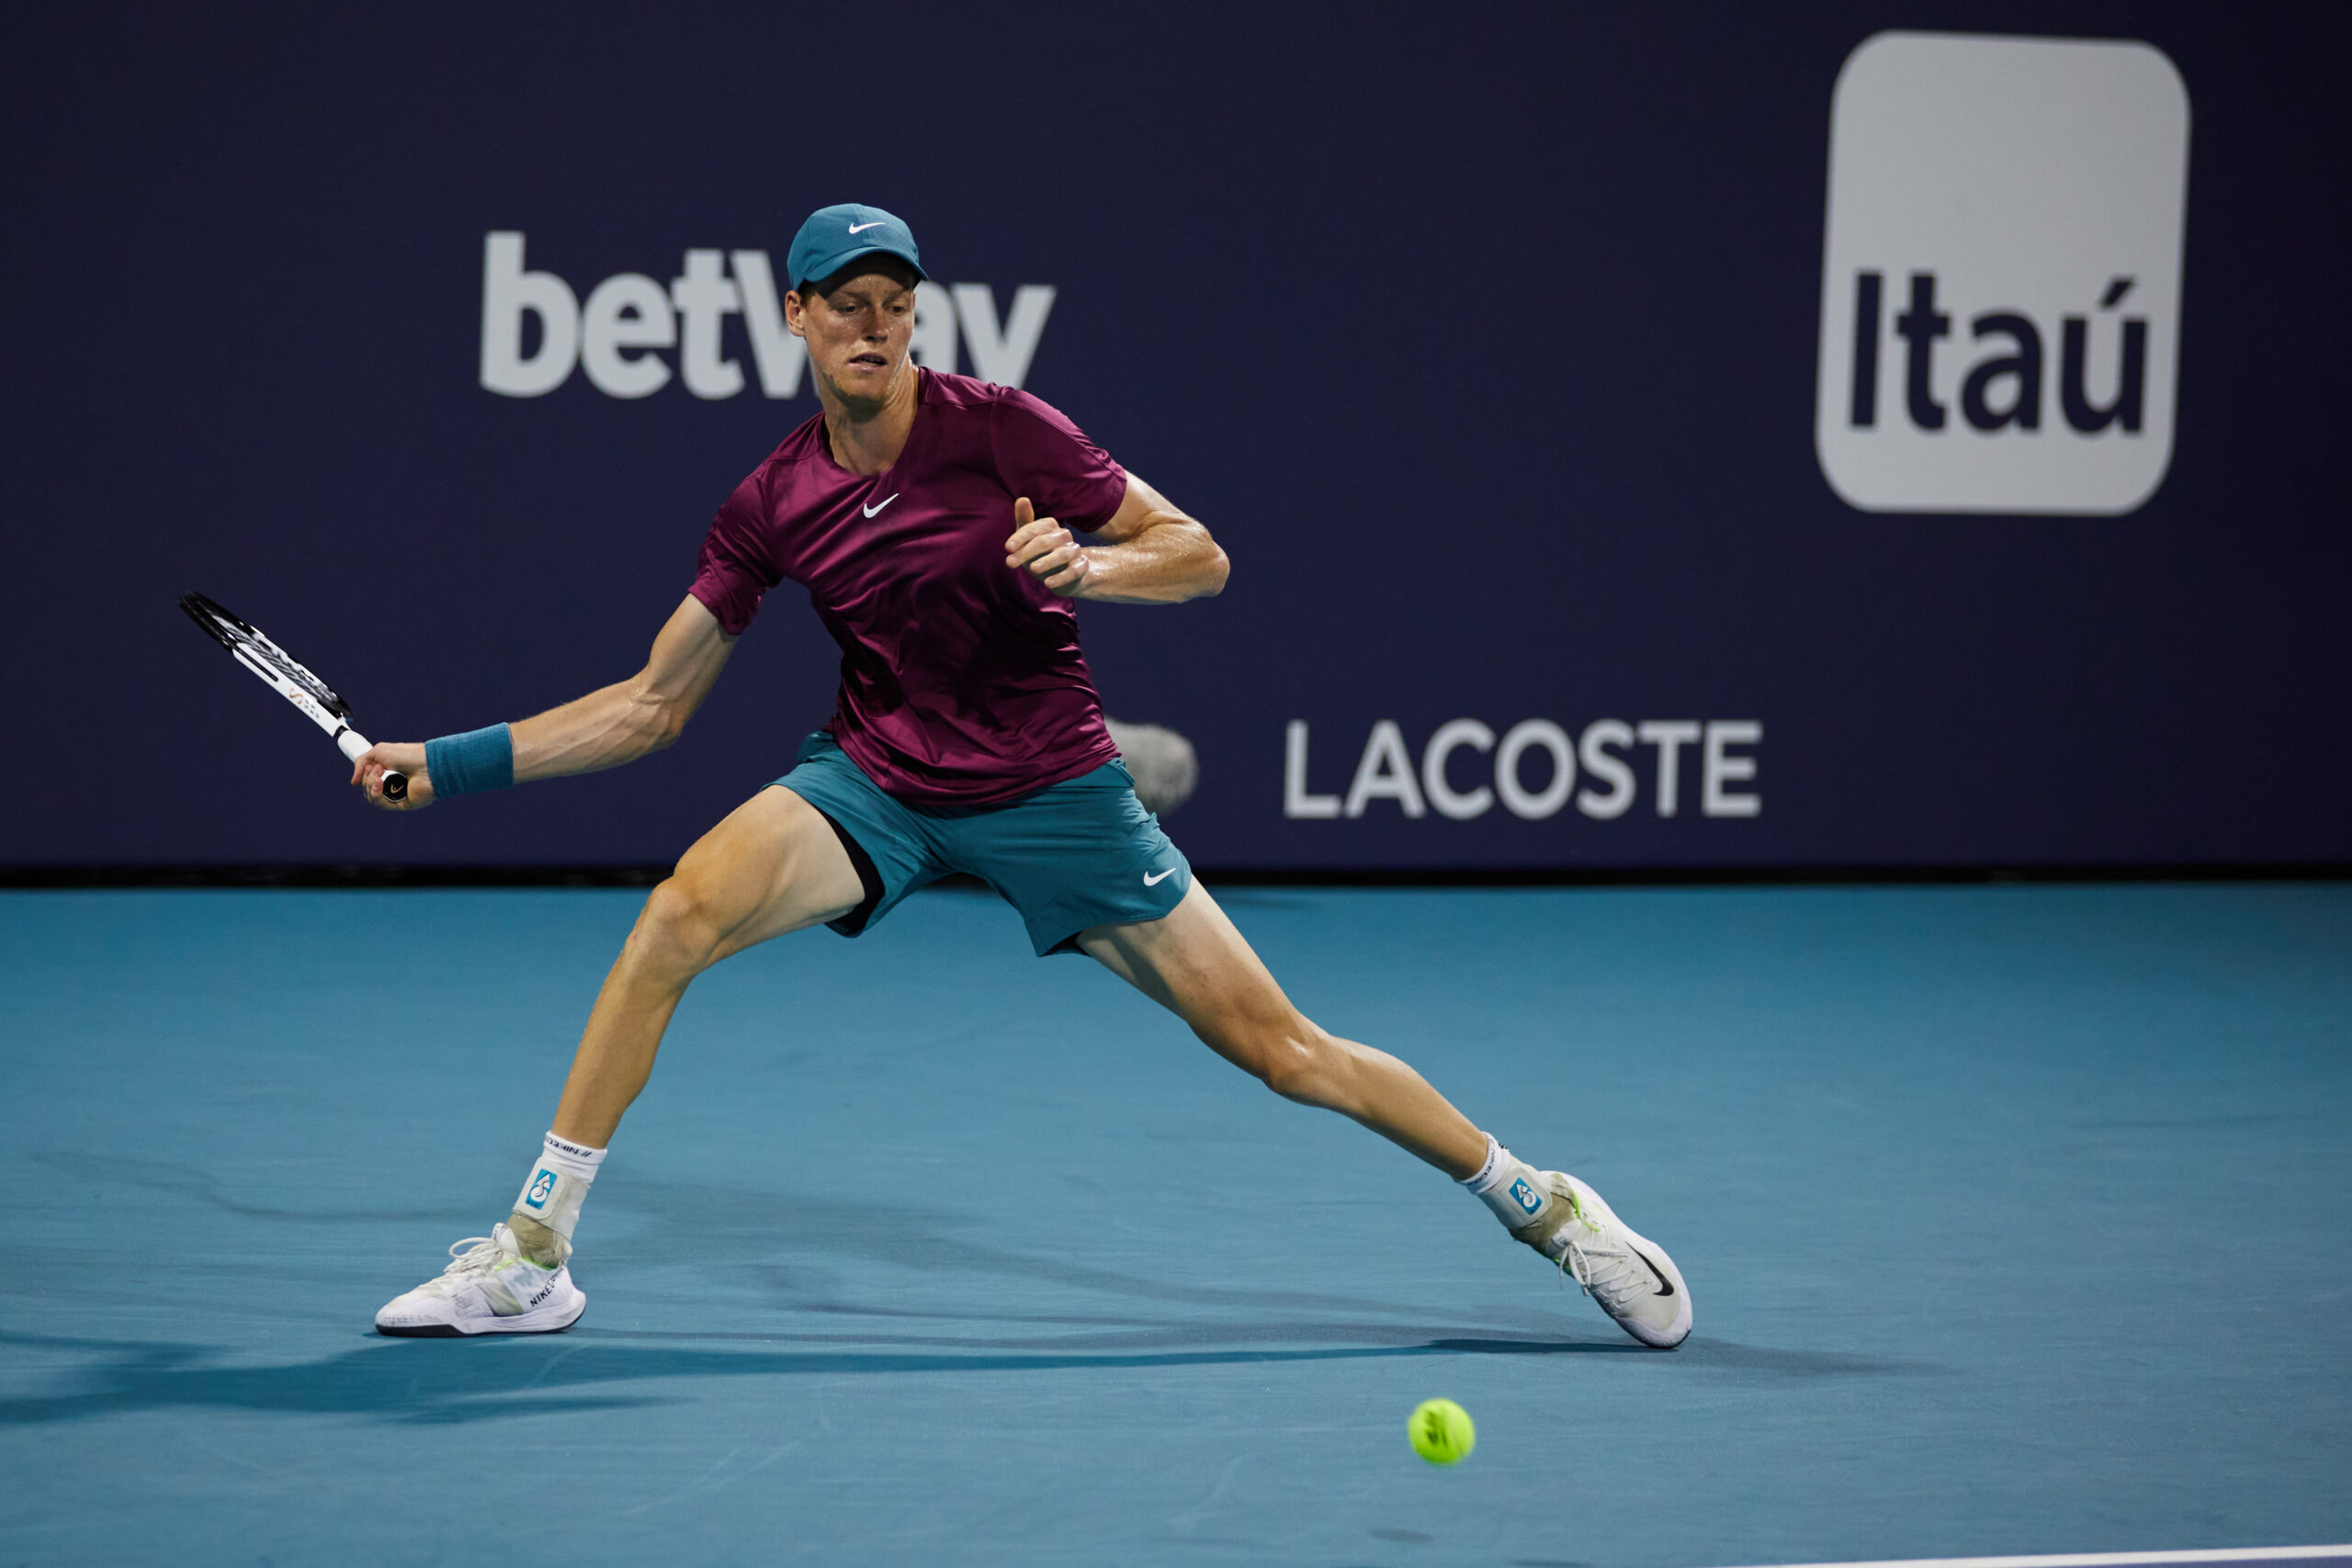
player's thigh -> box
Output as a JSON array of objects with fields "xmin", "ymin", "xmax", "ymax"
[
  {"xmin": 662, "ymin": 784, "xmax": 865, "ymax": 964},
  {"xmin": 1076, "ymin": 882, "xmax": 1303, "ymax": 1065}
]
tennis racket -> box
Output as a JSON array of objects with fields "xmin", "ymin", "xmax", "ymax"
[{"xmin": 179, "ymin": 591, "xmax": 408, "ymax": 800}]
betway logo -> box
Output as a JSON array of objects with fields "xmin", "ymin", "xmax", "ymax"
[
  {"xmin": 1814, "ymin": 33, "xmax": 2188, "ymax": 514},
  {"xmin": 479, "ymin": 232, "xmax": 1056, "ymax": 400},
  {"xmin": 1283, "ymin": 719, "xmax": 1761, "ymax": 822}
]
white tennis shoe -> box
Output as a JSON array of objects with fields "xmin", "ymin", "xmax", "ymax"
[
  {"xmin": 1511, "ymin": 1172, "xmax": 1691, "ymax": 1348},
  {"xmin": 374, "ymin": 1224, "xmax": 586, "ymax": 1337}
]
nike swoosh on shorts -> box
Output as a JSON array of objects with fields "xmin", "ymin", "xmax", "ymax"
[{"xmin": 1144, "ymin": 868, "xmax": 1179, "ymax": 886}]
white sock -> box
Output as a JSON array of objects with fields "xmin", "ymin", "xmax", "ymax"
[
  {"xmin": 512, "ymin": 1131, "xmax": 605, "ymax": 1258},
  {"xmin": 1459, "ymin": 1135, "xmax": 1553, "ymax": 1229}
]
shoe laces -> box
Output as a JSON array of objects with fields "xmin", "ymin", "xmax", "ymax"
[
  {"xmin": 1557, "ymin": 1213, "xmax": 1647, "ymax": 1314},
  {"xmin": 421, "ymin": 1225, "xmax": 526, "ymax": 1293}
]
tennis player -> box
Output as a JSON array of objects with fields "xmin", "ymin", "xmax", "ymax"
[{"xmin": 356, "ymin": 205, "xmax": 1691, "ymax": 1349}]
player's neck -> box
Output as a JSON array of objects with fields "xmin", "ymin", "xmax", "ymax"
[{"xmin": 815, "ymin": 367, "xmax": 922, "ymax": 477}]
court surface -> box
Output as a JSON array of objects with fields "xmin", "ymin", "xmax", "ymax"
[{"xmin": 2, "ymin": 883, "xmax": 2346, "ymax": 1567}]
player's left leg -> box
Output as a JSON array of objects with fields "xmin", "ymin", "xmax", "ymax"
[{"xmin": 1077, "ymin": 883, "xmax": 1692, "ymax": 1348}]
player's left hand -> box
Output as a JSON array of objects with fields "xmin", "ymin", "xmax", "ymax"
[{"xmin": 1005, "ymin": 497, "xmax": 1093, "ymax": 598}]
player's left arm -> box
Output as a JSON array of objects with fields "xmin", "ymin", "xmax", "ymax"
[{"xmin": 1004, "ymin": 473, "xmax": 1229, "ymax": 604}]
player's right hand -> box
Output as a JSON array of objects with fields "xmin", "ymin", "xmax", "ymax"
[
  {"xmin": 1005, "ymin": 496, "xmax": 1094, "ymax": 598},
  {"xmin": 352, "ymin": 742, "xmax": 435, "ymax": 811}
]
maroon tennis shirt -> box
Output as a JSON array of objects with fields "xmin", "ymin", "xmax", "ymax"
[{"xmin": 688, "ymin": 369, "xmax": 1130, "ymax": 806}]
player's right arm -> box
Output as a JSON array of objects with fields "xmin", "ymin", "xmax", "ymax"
[{"xmin": 351, "ymin": 594, "xmax": 737, "ymax": 810}]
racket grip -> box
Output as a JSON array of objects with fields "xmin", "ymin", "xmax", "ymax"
[{"xmin": 334, "ymin": 725, "xmax": 407, "ymax": 801}]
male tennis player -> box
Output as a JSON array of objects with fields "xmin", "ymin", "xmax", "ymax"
[{"xmin": 356, "ymin": 205, "xmax": 1691, "ymax": 1348}]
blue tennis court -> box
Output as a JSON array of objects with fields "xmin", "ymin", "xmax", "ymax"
[{"xmin": 2, "ymin": 883, "xmax": 2347, "ymax": 1566}]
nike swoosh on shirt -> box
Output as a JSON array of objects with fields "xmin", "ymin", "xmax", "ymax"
[
  {"xmin": 862, "ymin": 493, "xmax": 899, "ymax": 518},
  {"xmin": 1143, "ymin": 867, "xmax": 1180, "ymax": 886},
  {"xmin": 846, "ymin": 221, "xmax": 888, "ymax": 233}
]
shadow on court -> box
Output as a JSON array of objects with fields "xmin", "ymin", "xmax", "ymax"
[
  {"xmin": 0, "ymin": 1323, "xmax": 1928, "ymax": 1427},
  {"xmin": 0, "ymin": 1316, "xmax": 1928, "ymax": 1429},
  {"xmin": 0, "ymin": 1328, "xmax": 1618, "ymax": 1426}
]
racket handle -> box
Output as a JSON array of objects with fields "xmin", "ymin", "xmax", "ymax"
[{"xmin": 334, "ymin": 725, "xmax": 408, "ymax": 801}]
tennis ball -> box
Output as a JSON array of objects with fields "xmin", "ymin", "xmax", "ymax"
[{"xmin": 1408, "ymin": 1398, "xmax": 1475, "ymax": 1465}]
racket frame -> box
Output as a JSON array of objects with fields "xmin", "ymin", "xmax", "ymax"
[{"xmin": 179, "ymin": 592, "xmax": 408, "ymax": 800}]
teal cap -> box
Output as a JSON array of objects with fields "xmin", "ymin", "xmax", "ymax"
[{"xmin": 786, "ymin": 203, "xmax": 926, "ymax": 292}]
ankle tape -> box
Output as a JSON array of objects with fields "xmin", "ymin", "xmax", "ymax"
[
  {"xmin": 1466, "ymin": 1144, "xmax": 1552, "ymax": 1228},
  {"xmin": 514, "ymin": 1131, "xmax": 605, "ymax": 1245}
]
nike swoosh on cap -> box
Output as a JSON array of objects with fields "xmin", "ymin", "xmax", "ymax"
[
  {"xmin": 862, "ymin": 493, "xmax": 899, "ymax": 518},
  {"xmin": 846, "ymin": 221, "xmax": 888, "ymax": 233}
]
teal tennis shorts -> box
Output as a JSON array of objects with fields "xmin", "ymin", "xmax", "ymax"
[{"xmin": 774, "ymin": 731, "xmax": 1193, "ymax": 956}]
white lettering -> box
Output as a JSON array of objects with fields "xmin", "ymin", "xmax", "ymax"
[
  {"xmin": 1702, "ymin": 720, "xmax": 1762, "ymax": 817},
  {"xmin": 478, "ymin": 237, "xmax": 1048, "ymax": 400},
  {"xmin": 1496, "ymin": 719, "xmax": 1575, "ymax": 820},
  {"xmin": 1577, "ymin": 719, "xmax": 1636, "ymax": 819},
  {"xmin": 1636, "ymin": 720, "xmax": 1702, "ymax": 818},
  {"xmin": 1420, "ymin": 719, "xmax": 1495, "ymax": 820},
  {"xmin": 729, "ymin": 250, "xmax": 807, "ymax": 398},
  {"xmin": 479, "ymin": 232, "xmax": 579, "ymax": 398},
  {"xmin": 954, "ymin": 284, "xmax": 1056, "ymax": 388},
  {"xmin": 670, "ymin": 250, "xmax": 742, "ymax": 400},
  {"xmin": 580, "ymin": 273, "xmax": 674, "ymax": 399},
  {"xmin": 1283, "ymin": 721, "xmax": 1340, "ymax": 819},
  {"xmin": 1344, "ymin": 720, "xmax": 1426, "ymax": 818},
  {"xmin": 911, "ymin": 281, "xmax": 958, "ymax": 372},
  {"xmin": 1277, "ymin": 716, "xmax": 1762, "ymax": 829}
]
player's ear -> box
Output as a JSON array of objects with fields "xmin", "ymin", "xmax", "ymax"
[{"xmin": 783, "ymin": 291, "xmax": 808, "ymax": 337}]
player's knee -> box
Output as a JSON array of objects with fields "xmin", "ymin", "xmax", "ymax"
[
  {"xmin": 1248, "ymin": 1022, "xmax": 1343, "ymax": 1106},
  {"xmin": 630, "ymin": 875, "xmax": 723, "ymax": 975}
]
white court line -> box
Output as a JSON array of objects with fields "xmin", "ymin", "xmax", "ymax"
[{"xmin": 1713, "ymin": 1550, "xmax": 2352, "ymax": 1568}]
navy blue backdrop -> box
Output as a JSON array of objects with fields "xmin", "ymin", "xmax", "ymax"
[{"xmin": 6, "ymin": 2, "xmax": 2347, "ymax": 871}]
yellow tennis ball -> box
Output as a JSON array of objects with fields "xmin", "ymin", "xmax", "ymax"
[{"xmin": 1408, "ymin": 1398, "xmax": 1475, "ymax": 1465}]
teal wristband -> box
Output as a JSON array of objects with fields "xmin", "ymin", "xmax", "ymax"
[{"xmin": 424, "ymin": 723, "xmax": 514, "ymax": 795}]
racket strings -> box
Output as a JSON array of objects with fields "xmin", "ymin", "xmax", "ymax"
[
  {"xmin": 181, "ymin": 593, "xmax": 352, "ymax": 717},
  {"xmin": 233, "ymin": 636, "xmax": 346, "ymax": 713}
]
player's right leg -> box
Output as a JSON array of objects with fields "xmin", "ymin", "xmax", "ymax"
[
  {"xmin": 543, "ymin": 784, "xmax": 865, "ymax": 1153},
  {"xmin": 373, "ymin": 785, "xmax": 864, "ymax": 1337}
]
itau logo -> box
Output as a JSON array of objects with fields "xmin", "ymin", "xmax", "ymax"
[{"xmin": 1815, "ymin": 33, "xmax": 2190, "ymax": 514}]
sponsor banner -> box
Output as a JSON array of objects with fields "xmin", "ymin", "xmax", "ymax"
[{"xmin": 6, "ymin": 9, "xmax": 2349, "ymax": 871}]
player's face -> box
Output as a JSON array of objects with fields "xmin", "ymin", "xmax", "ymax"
[{"xmin": 787, "ymin": 273, "xmax": 917, "ymax": 412}]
